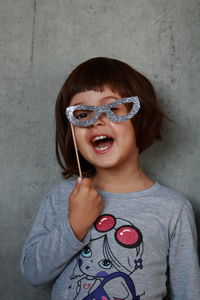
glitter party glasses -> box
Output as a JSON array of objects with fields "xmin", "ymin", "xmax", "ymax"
[{"xmin": 66, "ymin": 96, "xmax": 140, "ymax": 127}]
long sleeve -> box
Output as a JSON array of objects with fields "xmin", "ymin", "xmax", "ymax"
[
  {"xmin": 20, "ymin": 186, "xmax": 90, "ymax": 286},
  {"xmin": 168, "ymin": 200, "xmax": 200, "ymax": 299}
]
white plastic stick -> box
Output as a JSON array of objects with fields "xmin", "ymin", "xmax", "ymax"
[{"xmin": 70, "ymin": 123, "xmax": 82, "ymax": 178}]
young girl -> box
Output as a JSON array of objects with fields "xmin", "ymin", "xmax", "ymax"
[{"xmin": 21, "ymin": 57, "xmax": 200, "ymax": 299}]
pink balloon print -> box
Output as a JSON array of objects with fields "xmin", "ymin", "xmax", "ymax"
[
  {"xmin": 116, "ymin": 226, "xmax": 139, "ymax": 246},
  {"xmin": 95, "ymin": 215, "xmax": 116, "ymax": 232}
]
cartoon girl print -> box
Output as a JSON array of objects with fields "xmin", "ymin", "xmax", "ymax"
[{"xmin": 70, "ymin": 214, "xmax": 144, "ymax": 300}]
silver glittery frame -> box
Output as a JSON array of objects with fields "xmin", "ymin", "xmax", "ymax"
[{"xmin": 66, "ymin": 96, "xmax": 140, "ymax": 127}]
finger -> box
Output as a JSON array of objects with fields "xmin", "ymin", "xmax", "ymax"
[
  {"xmin": 80, "ymin": 177, "xmax": 93, "ymax": 188},
  {"xmin": 76, "ymin": 176, "xmax": 82, "ymax": 187},
  {"xmin": 70, "ymin": 177, "xmax": 82, "ymax": 198}
]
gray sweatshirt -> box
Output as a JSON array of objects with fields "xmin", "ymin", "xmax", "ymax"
[{"xmin": 21, "ymin": 178, "xmax": 200, "ymax": 299}]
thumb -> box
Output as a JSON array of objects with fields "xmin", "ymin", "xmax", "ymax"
[
  {"xmin": 70, "ymin": 177, "xmax": 82, "ymax": 198},
  {"xmin": 76, "ymin": 176, "xmax": 82, "ymax": 187},
  {"xmin": 80, "ymin": 177, "xmax": 93, "ymax": 188}
]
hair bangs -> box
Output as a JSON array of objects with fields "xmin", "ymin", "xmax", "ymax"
[{"xmin": 66, "ymin": 57, "xmax": 131, "ymax": 100}]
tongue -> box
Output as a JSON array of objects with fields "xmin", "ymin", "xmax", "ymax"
[{"xmin": 95, "ymin": 139, "xmax": 113, "ymax": 149}]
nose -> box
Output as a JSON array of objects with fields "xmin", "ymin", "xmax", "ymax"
[{"xmin": 91, "ymin": 113, "xmax": 107, "ymax": 128}]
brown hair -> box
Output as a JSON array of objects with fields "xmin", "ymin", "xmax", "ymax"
[{"xmin": 55, "ymin": 57, "xmax": 165, "ymax": 178}]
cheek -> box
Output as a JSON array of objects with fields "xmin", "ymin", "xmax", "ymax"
[
  {"xmin": 119, "ymin": 123, "xmax": 138, "ymax": 153},
  {"xmin": 115, "ymin": 121, "xmax": 136, "ymax": 142},
  {"xmin": 124, "ymin": 120, "xmax": 135, "ymax": 133},
  {"xmin": 78, "ymin": 258, "xmax": 83, "ymax": 267}
]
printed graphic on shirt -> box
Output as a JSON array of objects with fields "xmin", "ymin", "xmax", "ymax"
[{"xmin": 68, "ymin": 214, "xmax": 144, "ymax": 300}]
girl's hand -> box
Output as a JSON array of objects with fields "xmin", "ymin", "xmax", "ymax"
[{"xmin": 68, "ymin": 177, "xmax": 103, "ymax": 241}]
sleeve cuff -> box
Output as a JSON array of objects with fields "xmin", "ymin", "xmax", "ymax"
[{"xmin": 59, "ymin": 213, "xmax": 91, "ymax": 252}]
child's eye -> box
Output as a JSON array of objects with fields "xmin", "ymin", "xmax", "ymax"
[
  {"xmin": 73, "ymin": 110, "xmax": 93, "ymax": 120},
  {"xmin": 98, "ymin": 259, "xmax": 112, "ymax": 269},
  {"xmin": 111, "ymin": 107, "xmax": 118, "ymax": 112},
  {"xmin": 110, "ymin": 104, "xmax": 128, "ymax": 116},
  {"xmin": 78, "ymin": 113, "xmax": 88, "ymax": 119},
  {"xmin": 75, "ymin": 112, "xmax": 89, "ymax": 120},
  {"xmin": 81, "ymin": 246, "xmax": 92, "ymax": 258}
]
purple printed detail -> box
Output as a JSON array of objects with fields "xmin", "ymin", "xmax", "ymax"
[
  {"xmin": 83, "ymin": 272, "xmax": 140, "ymax": 300},
  {"xmin": 127, "ymin": 256, "xmax": 132, "ymax": 268},
  {"xmin": 78, "ymin": 258, "xmax": 83, "ymax": 267},
  {"xmin": 96, "ymin": 271, "xmax": 108, "ymax": 277},
  {"xmin": 134, "ymin": 258, "xmax": 143, "ymax": 270}
]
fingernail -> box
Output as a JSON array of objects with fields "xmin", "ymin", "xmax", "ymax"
[{"xmin": 77, "ymin": 177, "xmax": 82, "ymax": 183}]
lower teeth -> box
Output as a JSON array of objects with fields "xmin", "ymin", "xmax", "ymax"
[{"xmin": 96, "ymin": 146, "xmax": 109, "ymax": 151}]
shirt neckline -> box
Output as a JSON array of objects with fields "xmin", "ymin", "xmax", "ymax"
[{"xmin": 96, "ymin": 182, "xmax": 161, "ymax": 199}]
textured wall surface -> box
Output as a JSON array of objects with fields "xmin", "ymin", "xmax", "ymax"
[{"xmin": 0, "ymin": 0, "xmax": 199, "ymax": 299}]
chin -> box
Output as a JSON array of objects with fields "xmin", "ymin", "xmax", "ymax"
[{"xmin": 93, "ymin": 159, "xmax": 124, "ymax": 170}]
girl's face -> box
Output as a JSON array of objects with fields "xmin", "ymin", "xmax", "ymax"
[
  {"xmin": 79, "ymin": 237, "xmax": 116, "ymax": 277},
  {"xmin": 69, "ymin": 87, "xmax": 139, "ymax": 172}
]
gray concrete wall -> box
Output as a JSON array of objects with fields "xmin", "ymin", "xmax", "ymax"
[{"xmin": 0, "ymin": 0, "xmax": 199, "ymax": 299}]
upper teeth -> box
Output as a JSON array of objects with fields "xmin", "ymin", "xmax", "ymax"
[{"xmin": 92, "ymin": 136, "xmax": 108, "ymax": 142}]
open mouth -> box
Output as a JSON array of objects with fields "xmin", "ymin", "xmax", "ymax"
[{"xmin": 91, "ymin": 135, "xmax": 114, "ymax": 152}]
